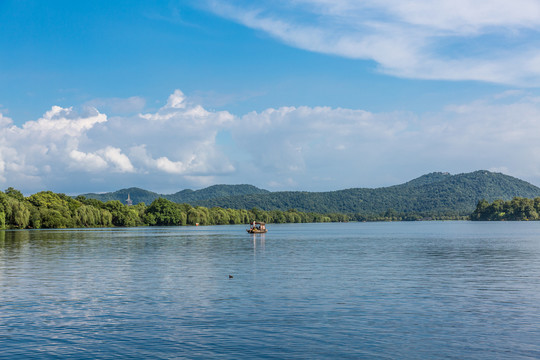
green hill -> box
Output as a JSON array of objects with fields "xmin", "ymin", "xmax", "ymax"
[
  {"xmin": 80, "ymin": 184, "xmax": 269, "ymax": 205},
  {"xmin": 193, "ymin": 171, "xmax": 540, "ymax": 216},
  {"xmin": 79, "ymin": 171, "xmax": 540, "ymax": 216},
  {"xmin": 167, "ymin": 184, "xmax": 270, "ymax": 203},
  {"xmin": 80, "ymin": 187, "xmax": 161, "ymax": 205}
]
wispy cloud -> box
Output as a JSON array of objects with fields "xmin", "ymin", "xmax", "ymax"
[
  {"xmin": 204, "ymin": 0, "xmax": 540, "ymax": 85},
  {"xmin": 84, "ymin": 96, "xmax": 146, "ymax": 115}
]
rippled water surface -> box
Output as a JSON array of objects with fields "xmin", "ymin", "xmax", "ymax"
[{"xmin": 1, "ymin": 222, "xmax": 540, "ymax": 359}]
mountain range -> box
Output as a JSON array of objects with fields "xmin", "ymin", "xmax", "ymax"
[{"xmin": 79, "ymin": 171, "xmax": 540, "ymax": 216}]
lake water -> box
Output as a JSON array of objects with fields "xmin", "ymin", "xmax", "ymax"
[{"xmin": 1, "ymin": 222, "xmax": 540, "ymax": 359}]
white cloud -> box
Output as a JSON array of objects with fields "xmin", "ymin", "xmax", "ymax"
[
  {"xmin": 101, "ymin": 147, "xmax": 135, "ymax": 173},
  {"xmin": 205, "ymin": 0, "xmax": 540, "ymax": 85},
  {"xmin": 0, "ymin": 106, "xmax": 108, "ymax": 191},
  {"xmin": 155, "ymin": 156, "xmax": 189, "ymax": 174},
  {"xmin": 20, "ymin": 106, "xmax": 107, "ymax": 138},
  {"xmin": 0, "ymin": 90, "xmax": 236, "ymax": 193},
  {"xmin": 140, "ymin": 89, "xmax": 233, "ymax": 126},
  {"xmin": 0, "ymin": 113, "xmax": 12, "ymax": 127},
  {"xmin": 371, "ymin": 0, "xmax": 540, "ymax": 30},
  {"xmin": 228, "ymin": 91, "xmax": 540, "ymax": 189},
  {"xmin": 3, "ymin": 89, "xmax": 540, "ymax": 194},
  {"xmin": 69, "ymin": 150, "xmax": 108, "ymax": 172},
  {"xmin": 166, "ymin": 89, "xmax": 187, "ymax": 109}
]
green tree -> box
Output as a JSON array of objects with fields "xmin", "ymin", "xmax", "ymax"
[
  {"xmin": 103, "ymin": 200, "xmax": 139, "ymax": 227},
  {"xmin": 0, "ymin": 210, "xmax": 5, "ymax": 229},
  {"xmin": 40, "ymin": 208, "xmax": 69, "ymax": 228},
  {"xmin": 10, "ymin": 200, "xmax": 30, "ymax": 229},
  {"xmin": 146, "ymin": 198, "xmax": 183, "ymax": 226},
  {"xmin": 211, "ymin": 207, "xmax": 230, "ymax": 225},
  {"xmin": 5, "ymin": 187, "xmax": 25, "ymax": 202}
]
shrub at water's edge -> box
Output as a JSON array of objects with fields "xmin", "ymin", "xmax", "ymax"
[{"xmin": 471, "ymin": 197, "xmax": 540, "ymax": 221}]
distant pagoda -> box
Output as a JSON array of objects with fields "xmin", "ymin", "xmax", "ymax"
[{"xmin": 125, "ymin": 193, "xmax": 133, "ymax": 206}]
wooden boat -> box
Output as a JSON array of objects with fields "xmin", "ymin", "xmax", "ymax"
[{"xmin": 247, "ymin": 221, "xmax": 267, "ymax": 233}]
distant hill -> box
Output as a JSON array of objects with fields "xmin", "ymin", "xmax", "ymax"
[
  {"xmin": 193, "ymin": 171, "xmax": 540, "ymax": 216},
  {"xmin": 80, "ymin": 187, "xmax": 161, "ymax": 205},
  {"xmin": 167, "ymin": 184, "xmax": 270, "ymax": 203},
  {"xmin": 78, "ymin": 171, "xmax": 540, "ymax": 216},
  {"xmin": 80, "ymin": 184, "xmax": 269, "ymax": 205}
]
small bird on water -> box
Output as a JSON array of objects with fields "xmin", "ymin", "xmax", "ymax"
[{"xmin": 229, "ymin": 275, "xmax": 233, "ymax": 279}]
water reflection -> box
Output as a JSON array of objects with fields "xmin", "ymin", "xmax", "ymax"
[{"xmin": 252, "ymin": 233, "xmax": 265, "ymax": 254}]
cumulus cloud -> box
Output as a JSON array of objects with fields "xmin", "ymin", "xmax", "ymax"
[
  {"xmin": 0, "ymin": 90, "xmax": 236, "ymax": 193},
  {"xmin": 3, "ymin": 89, "xmax": 540, "ymax": 193},
  {"xmin": 0, "ymin": 113, "xmax": 12, "ymax": 127},
  {"xmin": 0, "ymin": 106, "xmax": 108, "ymax": 189},
  {"xmin": 205, "ymin": 0, "xmax": 540, "ymax": 85},
  {"xmin": 69, "ymin": 150, "xmax": 108, "ymax": 172},
  {"xmin": 130, "ymin": 89, "xmax": 235, "ymax": 176},
  {"xmin": 229, "ymin": 92, "xmax": 540, "ymax": 189},
  {"xmin": 101, "ymin": 147, "xmax": 135, "ymax": 173}
]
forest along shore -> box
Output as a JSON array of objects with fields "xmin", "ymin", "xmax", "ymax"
[{"xmin": 0, "ymin": 188, "xmax": 471, "ymax": 230}]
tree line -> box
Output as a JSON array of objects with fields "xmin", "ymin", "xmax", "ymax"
[
  {"xmin": 0, "ymin": 187, "xmax": 479, "ymax": 230},
  {"xmin": 471, "ymin": 197, "xmax": 540, "ymax": 221},
  {"xmin": 0, "ymin": 188, "xmax": 349, "ymax": 229}
]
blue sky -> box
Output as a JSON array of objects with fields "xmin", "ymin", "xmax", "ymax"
[{"xmin": 2, "ymin": 0, "xmax": 540, "ymax": 194}]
